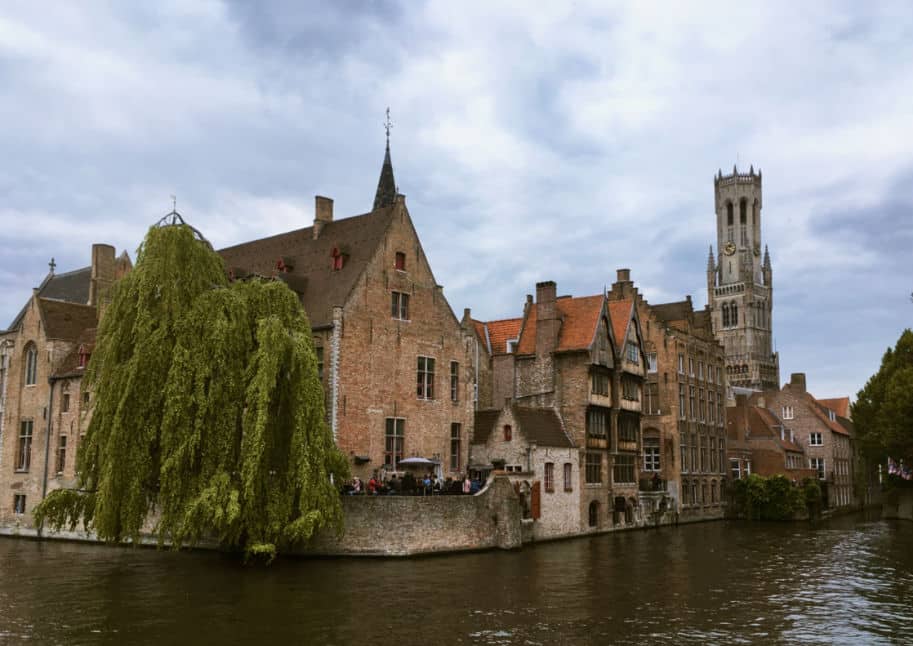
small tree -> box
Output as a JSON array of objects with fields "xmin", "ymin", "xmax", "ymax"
[{"xmin": 35, "ymin": 220, "xmax": 348, "ymax": 559}]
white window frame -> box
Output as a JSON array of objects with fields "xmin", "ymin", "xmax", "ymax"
[{"xmin": 809, "ymin": 432, "xmax": 823, "ymax": 447}]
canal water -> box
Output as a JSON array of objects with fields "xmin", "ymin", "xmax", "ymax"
[{"xmin": 1, "ymin": 512, "xmax": 912, "ymax": 645}]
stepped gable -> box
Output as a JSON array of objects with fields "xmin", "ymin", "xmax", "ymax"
[
  {"xmin": 472, "ymin": 406, "xmax": 572, "ymax": 448},
  {"xmin": 516, "ymin": 294, "xmax": 604, "ymax": 354},
  {"xmin": 37, "ymin": 298, "xmax": 97, "ymax": 341},
  {"xmin": 218, "ymin": 205, "xmax": 396, "ymax": 328}
]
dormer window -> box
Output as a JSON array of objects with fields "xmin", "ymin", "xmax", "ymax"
[
  {"xmin": 331, "ymin": 246, "xmax": 348, "ymax": 271},
  {"xmin": 503, "ymin": 425, "xmax": 512, "ymax": 441},
  {"xmin": 394, "ymin": 252, "xmax": 406, "ymax": 271},
  {"xmin": 78, "ymin": 346, "xmax": 90, "ymax": 369}
]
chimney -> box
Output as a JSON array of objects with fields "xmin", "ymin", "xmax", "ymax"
[
  {"xmin": 535, "ymin": 281, "xmax": 559, "ymax": 356},
  {"xmin": 790, "ymin": 373, "xmax": 806, "ymax": 393},
  {"xmin": 313, "ymin": 196, "xmax": 334, "ymax": 239},
  {"xmin": 89, "ymin": 244, "xmax": 116, "ymax": 307},
  {"xmin": 616, "ymin": 268, "xmax": 631, "ymax": 283}
]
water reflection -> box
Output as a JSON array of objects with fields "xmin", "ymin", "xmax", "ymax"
[{"xmin": 1, "ymin": 513, "xmax": 911, "ymax": 645}]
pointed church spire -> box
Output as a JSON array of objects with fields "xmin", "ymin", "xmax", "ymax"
[
  {"xmin": 373, "ymin": 107, "xmax": 397, "ymax": 211},
  {"xmin": 763, "ymin": 244, "xmax": 771, "ymax": 269},
  {"xmin": 707, "ymin": 245, "xmax": 715, "ymax": 271}
]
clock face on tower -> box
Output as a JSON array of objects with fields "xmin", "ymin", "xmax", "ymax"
[{"xmin": 724, "ymin": 241, "xmax": 736, "ymax": 256}]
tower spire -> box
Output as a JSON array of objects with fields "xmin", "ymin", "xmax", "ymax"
[
  {"xmin": 373, "ymin": 107, "xmax": 397, "ymax": 211},
  {"xmin": 707, "ymin": 245, "xmax": 715, "ymax": 271}
]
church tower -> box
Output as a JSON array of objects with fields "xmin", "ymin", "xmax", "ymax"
[{"xmin": 707, "ymin": 166, "xmax": 779, "ymax": 392}]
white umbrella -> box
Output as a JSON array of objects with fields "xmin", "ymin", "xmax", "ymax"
[{"xmin": 398, "ymin": 457, "xmax": 435, "ymax": 466}]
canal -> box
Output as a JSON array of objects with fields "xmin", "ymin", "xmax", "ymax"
[{"xmin": 2, "ymin": 512, "xmax": 912, "ymax": 645}]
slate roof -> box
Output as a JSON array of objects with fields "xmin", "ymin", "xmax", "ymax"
[
  {"xmin": 38, "ymin": 299, "xmax": 98, "ymax": 341},
  {"xmin": 6, "ymin": 266, "xmax": 92, "ymax": 331},
  {"xmin": 650, "ymin": 300, "xmax": 690, "ymax": 324},
  {"xmin": 516, "ymin": 295, "xmax": 604, "ymax": 355},
  {"xmin": 818, "ymin": 397, "xmax": 850, "ymax": 419},
  {"xmin": 218, "ymin": 206, "xmax": 396, "ymax": 328},
  {"xmin": 472, "ymin": 317, "xmax": 522, "ymax": 355},
  {"xmin": 472, "ymin": 406, "xmax": 573, "ymax": 448}
]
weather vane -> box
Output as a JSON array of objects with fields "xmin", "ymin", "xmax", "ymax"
[{"xmin": 384, "ymin": 107, "xmax": 393, "ymax": 145}]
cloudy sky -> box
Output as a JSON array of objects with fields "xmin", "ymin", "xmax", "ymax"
[{"xmin": 1, "ymin": 1, "xmax": 911, "ymax": 399}]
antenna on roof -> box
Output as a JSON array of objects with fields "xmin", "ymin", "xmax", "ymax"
[{"xmin": 49, "ymin": 257, "xmax": 56, "ymax": 274}]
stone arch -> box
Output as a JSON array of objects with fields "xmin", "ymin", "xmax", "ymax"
[
  {"xmin": 726, "ymin": 200, "xmax": 734, "ymax": 226},
  {"xmin": 23, "ymin": 341, "xmax": 38, "ymax": 386}
]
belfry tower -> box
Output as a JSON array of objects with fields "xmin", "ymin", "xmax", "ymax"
[{"xmin": 707, "ymin": 166, "xmax": 780, "ymax": 392}]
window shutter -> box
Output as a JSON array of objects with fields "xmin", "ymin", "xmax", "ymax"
[{"xmin": 531, "ymin": 481, "xmax": 541, "ymax": 520}]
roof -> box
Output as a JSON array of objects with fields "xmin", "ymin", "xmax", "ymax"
[
  {"xmin": 755, "ymin": 407, "xmax": 803, "ymax": 452},
  {"xmin": 818, "ymin": 397, "xmax": 850, "ymax": 419},
  {"xmin": 473, "ymin": 317, "xmax": 522, "ymax": 355},
  {"xmin": 6, "ymin": 266, "xmax": 92, "ymax": 331},
  {"xmin": 219, "ymin": 206, "xmax": 396, "ymax": 328},
  {"xmin": 806, "ymin": 394, "xmax": 850, "ymax": 436},
  {"xmin": 650, "ymin": 300, "xmax": 690, "ymax": 324},
  {"xmin": 516, "ymin": 295, "xmax": 604, "ymax": 355},
  {"xmin": 607, "ymin": 299, "xmax": 633, "ymax": 348},
  {"xmin": 53, "ymin": 328, "xmax": 97, "ymax": 379},
  {"xmin": 38, "ymin": 299, "xmax": 97, "ymax": 341},
  {"xmin": 373, "ymin": 142, "xmax": 397, "ymax": 211},
  {"xmin": 472, "ymin": 406, "xmax": 573, "ymax": 448}
]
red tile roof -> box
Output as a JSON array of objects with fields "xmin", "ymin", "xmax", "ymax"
[
  {"xmin": 607, "ymin": 299, "xmax": 633, "ymax": 348},
  {"xmin": 806, "ymin": 394, "xmax": 850, "ymax": 436},
  {"xmin": 818, "ymin": 397, "xmax": 850, "ymax": 419},
  {"xmin": 485, "ymin": 318, "xmax": 523, "ymax": 354},
  {"xmin": 516, "ymin": 295, "xmax": 604, "ymax": 355}
]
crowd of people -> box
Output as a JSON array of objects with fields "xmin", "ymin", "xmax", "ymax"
[{"xmin": 341, "ymin": 472, "xmax": 482, "ymax": 496}]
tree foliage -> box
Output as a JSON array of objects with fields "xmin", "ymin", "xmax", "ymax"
[
  {"xmin": 852, "ymin": 329, "xmax": 913, "ymax": 464},
  {"xmin": 729, "ymin": 474, "xmax": 813, "ymax": 520},
  {"xmin": 34, "ymin": 223, "xmax": 348, "ymax": 558}
]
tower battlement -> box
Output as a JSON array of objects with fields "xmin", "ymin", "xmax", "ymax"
[{"xmin": 714, "ymin": 165, "xmax": 762, "ymax": 188}]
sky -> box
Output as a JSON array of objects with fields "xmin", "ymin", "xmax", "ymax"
[{"xmin": 1, "ymin": 1, "xmax": 911, "ymax": 400}]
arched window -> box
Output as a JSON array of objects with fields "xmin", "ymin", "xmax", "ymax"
[
  {"xmin": 24, "ymin": 343, "xmax": 38, "ymax": 386},
  {"xmin": 588, "ymin": 500, "xmax": 600, "ymax": 528},
  {"xmin": 726, "ymin": 201, "xmax": 734, "ymax": 226},
  {"xmin": 722, "ymin": 304, "xmax": 730, "ymax": 328},
  {"xmin": 730, "ymin": 303, "xmax": 738, "ymax": 326},
  {"xmin": 740, "ymin": 198, "xmax": 747, "ymax": 224}
]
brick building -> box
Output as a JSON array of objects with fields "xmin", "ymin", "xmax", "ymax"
[
  {"xmin": 0, "ymin": 246, "xmax": 130, "ymax": 525},
  {"xmin": 726, "ymin": 394, "xmax": 817, "ymax": 482},
  {"xmin": 757, "ymin": 373, "xmax": 856, "ymax": 509},
  {"xmin": 616, "ymin": 269, "xmax": 728, "ymax": 521},
  {"xmin": 468, "ymin": 277, "xmax": 650, "ymax": 536},
  {"xmin": 220, "ymin": 142, "xmax": 475, "ymax": 481}
]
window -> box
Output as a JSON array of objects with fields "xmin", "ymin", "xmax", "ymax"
[
  {"xmin": 613, "ymin": 454, "xmax": 635, "ymax": 484},
  {"xmin": 731, "ymin": 458, "xmax": 741, "ymax": 480},
  {"xmin": 699, "ymin": 389, "xmax": 706, "ymax": 421},
  {"xmin": 563, "ymin": 463, "xmax": 572, "ymax": 492},
  {"xmin": 781, "ymin": 406, "xmax": 794, "ymax": 420},
  {"xmin": 450, "ymin": 423, "xmax": 461, "ymax": 471},
  {"xmin": 25, "ymin": 344, "xmax": 38, "ymax": 386},
  {"xmin": 394, "ymin": 251, "xmax": 406, "ymax": 271},
  {"xmin": 678, "ymin": 384, "xmax": 686, "ymax": 419},
  {"xmin": 646, "ymin": 352, "xmax": 657, "ymax": 373},
  {"xmin": 544, "ymin": 462, "xmax": 554, "ymax": 493},
  {"xmin": 691, "ymin": 433, "xmax": 698, "ymax": 471},
  {"xmin": 722, "ymin": 303, "xmax": 730, "ymax": 328},
  {"xmin": 726, "ymin": 201, "xmax": 734, "ymax": 226},
  {"xmin": 586, "ymin": 407, "xmax": 609, "ymax": 439},
  {"xmin": 700, "ymin": 436, "xmax": 708, "ymax": 472},
  {"xmin": 717, "ymin": 395, "xmax": 723, "ymax": 425},
  {"xmin": 689, "ymin": 386, "xmax": 696, "ymax": 419},
  {"xmin": 681, "ymin": 433, "xmax": 689, "ymax": 472},
  {"xmin": 315, "ymin": 346, "xmax": 324, "ymax": 381},
  {"xmin": 622, "ymin": 377, "xmax": 639, "ymax": 401},
  {"xmin": 450, "ymin": 361, "xmax": 459, "ymax": 402},
  {"xmin": 811, "ymin": 457, "xmax": 825, "ymax": 480},
  {"xmin": 702, "ymin": 481, "xmax": 709, "ymax": 505},
  {"xmin": 61, "ymin": 393, "xmax": 70, "ymax": 413},
  {"xmin": 626, "ymin": 342, "xmax": 639, "ymax": 364},
  {"xmin": 827, "ymin": 409, "xmax": 836, "ymax": 422},
  {"xmin": 16, "ymin": 420, "xmax": 33, "ymax": 471},
  {"xmin": 585, "ymin": 451, "xmax": 602, "ymax": 484},
  {"xmin": 740, "ymin": 198, "xmax": 747, "ymax": 225},
  {"xmin": 588, "ymin": 500, "xmax": 600, "ymax": 527},
  {"xmin": 13, "ymin": 494, "xmax": 26, "ymax": 515},
  {"xmin": 331, "ymin": 247, "xmax": 345, "ymax": 270},
  {"xmin": 678, "ymin": 353, "xmax": 684, "ymax": 374},
  {"xmin": 644, "ymin": 382, "xmax": 659, "ymax": 415},
  {"xmin": 643, "ymin": 437, "xmax": 660, "ymax": 472},
  {"xmin": 503, "ymin": 425, "xmax": 512, "ymax": 441},
  {"xmin": 718, "ymin": 439, "xmax": 725, "ymax": 474},
  {"xmin": 707, "ymin": 391, "xmax": 714, "ymax": 423},
  {"xmin": 698, "ymin": 361, "xmax": 704, "ymax": 380},
  {"xmin": 591, "ymin": 370, "xmax": 609, "ymax": 396},
  {"xmin": 78, "ymin": 348, "xmax": 90, "ymax": 369},
  {"xmin": 391, "ymin": 291, "xmax": 410, "ymax": 320},
  {"xmin": 384, "ymin": 418, "xmax": 405, "ymax": 469},
  {"xmin": 619, "ymin": 414, "xmax": 638, "ymax": 443},
  {"xmin": 730, "ymin": 303, "xmax": 738, "ymax": 327},
  {"xmin": 689, "ymin": 357, "xmax": 694, "ymax": 377},
  {"xmin": 417, "ymin": 356, "xmax": 435, "ymax": 399},
  {"xmin": 56, "ymin": 435, "xmax": 67, "ymax": 475},
  {"xmin": 809, "ymin": 432, "xmax": 823, "ymax": 447}
]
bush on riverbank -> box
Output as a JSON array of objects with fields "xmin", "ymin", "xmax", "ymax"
[{"xmin": 729, "ymin": 474, "xmax": 821, "ymax": 520}]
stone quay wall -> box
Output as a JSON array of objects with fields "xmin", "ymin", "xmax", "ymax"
[{"xmin": 882, "ymin": 489, "xmax": 913, "ymax": 522}]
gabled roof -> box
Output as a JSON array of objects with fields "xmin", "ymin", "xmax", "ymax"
[
  {"xmin": 53, "ymin": 328, "xmax": 97, "ymax": 379},
  {"xmin": 472, "ymin": 406, "xmax": 573, "ymax": 448},
  {"xmin": 38, "ymin": 299, "xmax": 97, "ymax": 341},
  {"xmin": 473, "ymin": 317, "xmax": 523, "ymax": 355},
  {"xmin": 650, "ymin": 299, "xmax": 690, "ymax": 324},
  {"xmin": 755, "ymin": 407, "xmax": 803, "ymax": 452},
  {"xmin": 818, "ymin": 397, "xmax": 850, "ymax": 419},
  {"xmin": 607, "ymin": 299, "xmax": 633, "ymax": 347},
  {"xmin": 219, "ymin": 206, "xmax": 396, "ymax": 328},
  {"xmin": 516, "ymin": 295, "xmax": 605, "ymax": 355},
  {"xmin": 6, "ymin": 266, "xmax": 92, "ymax": 331},
  {"xmin": 806, "ymin": 394, "xmax": 850, "ymax": 436}
]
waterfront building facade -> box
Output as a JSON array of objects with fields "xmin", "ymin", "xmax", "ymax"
[
  {"xmin": 707, "ymin": 166, "xmax": 780, "ymax": 392},
  {"xmin": 220, "ymin": 143, "xmax": 475, "ymax": 482}
]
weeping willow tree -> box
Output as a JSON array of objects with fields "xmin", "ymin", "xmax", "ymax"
[{"xmin": 35, "ymin": 220, "xmax": 347, "ymax": 559}]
